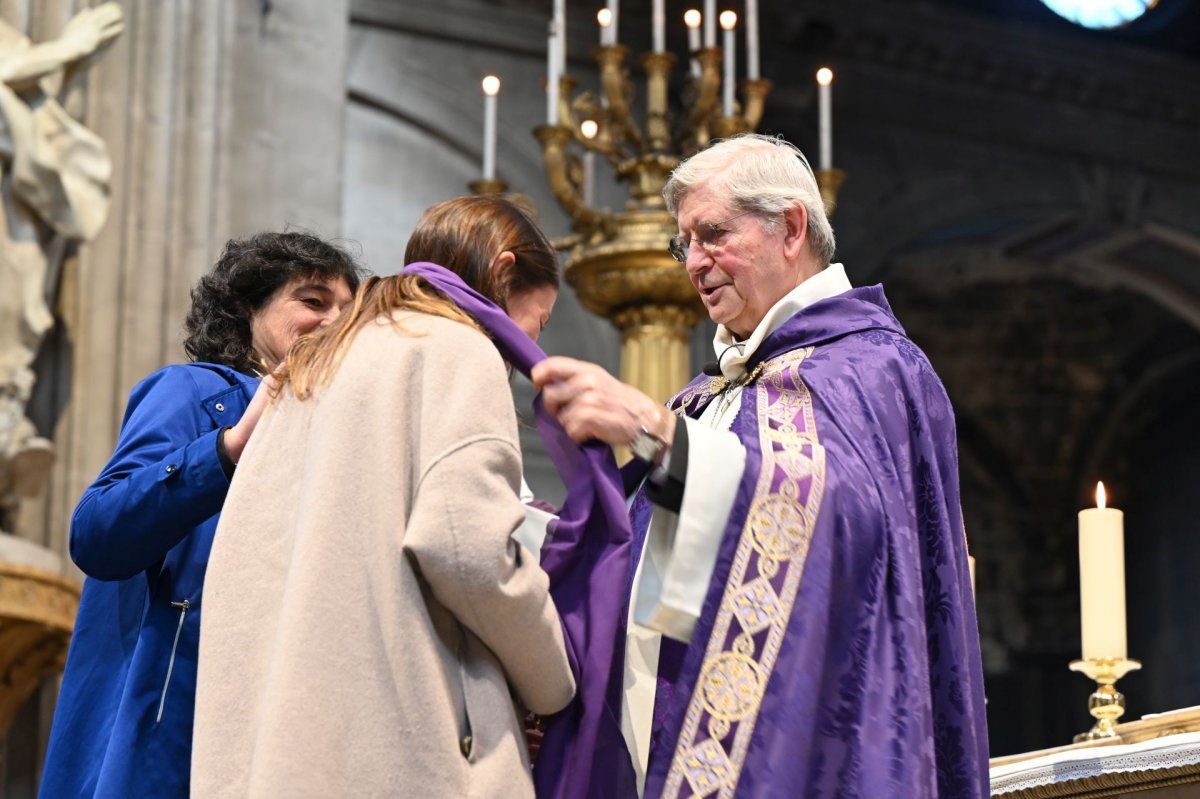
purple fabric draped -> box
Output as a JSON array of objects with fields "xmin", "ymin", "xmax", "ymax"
[
  {"xmin": 401, "ymin": 263, "xmax": 637, "ymax": 799},
  {"xmin": 639, "ymin": 285, "xmax": 989, "ymax": 798}
]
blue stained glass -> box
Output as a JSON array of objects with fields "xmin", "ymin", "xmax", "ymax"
[{"xmin": 1039, "ymin": 0, "xmax": 1156, "ymax": 28}]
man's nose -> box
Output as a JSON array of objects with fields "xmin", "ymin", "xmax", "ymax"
[{"xmin": 685, "ymin": 245, "xmax": 711, "ymax": 276}]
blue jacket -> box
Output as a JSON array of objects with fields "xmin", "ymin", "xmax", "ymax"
[{"xmin": 41, "ymin": 363, "xmax": 258, "ymax": 799}]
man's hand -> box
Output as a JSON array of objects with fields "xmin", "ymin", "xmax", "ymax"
[
  {"xmin": 221, "ymin": 374, "xmax": 277, "ymax": 465},
  {"xmin": 532, "ymin": 357, "xmax": 675, "ymax": 449}
]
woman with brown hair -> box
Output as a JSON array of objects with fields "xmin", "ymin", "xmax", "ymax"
[{"xmin": 191, "ymin": 196, "xmax": 572, "ymax": 798}]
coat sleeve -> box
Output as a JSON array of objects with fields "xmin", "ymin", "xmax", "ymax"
[
  {"xmin": 398, "ymin": 322, "xmax": 574, "ymax": 716},
  {"xmin": 69, "ymin": 366, "xmax": 236, "ymax": 581},
  {"xmin": 405, "ymin": 436, "xmax": 575, "ymax": 715}
]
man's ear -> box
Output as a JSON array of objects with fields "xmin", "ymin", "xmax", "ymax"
[{"xmin": 781, "ymin": 204, "xmax": 809, "ymax": 261}]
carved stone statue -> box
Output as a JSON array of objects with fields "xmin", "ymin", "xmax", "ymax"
[{"xmin": 0, "ymin": 3, "xmax": 123, "ymax": 532}]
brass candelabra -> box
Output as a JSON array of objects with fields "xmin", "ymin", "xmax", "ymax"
[{"xmin": 528, "ymin": 44, "xmax": 841, "ymax": 401}]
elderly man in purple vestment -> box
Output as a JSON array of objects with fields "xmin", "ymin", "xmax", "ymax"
[{"xmin": 532, "ymin": 133, "xmax": 989, "ymax": 798}]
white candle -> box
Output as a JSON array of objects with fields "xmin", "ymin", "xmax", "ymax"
[
  {"xmin": 581, "ymin": 118, "xmax": 598, "ymax": 206},
  {"xmin": 1079, "ymin": 482, "xmax": 1128, "ymax": 661},
  {"xmin": 816, "ymin": 67, "xmax": 833, "ymax": 170},
  {"xmin": 547, "ymin": 24, "xmax": 560, "ymax": 125},
  {"xmin": 597, "ymin": 8, "xmax": 614, "ymax": 46},
  {"xmin": 684, "ymin": 9, "xmax": 702, "ymax": 77},
  {"xmin": 554, "ymin": 0, "xmax": 567, "ymax": 73},
  {"xmin": 608, "ymin": 0, "xmax": 620, "ymax": 45},
  {"xmin": 703, "ymin": 0, "xmax": 716, "ymax": 47},
  {"xmin": 652, "ymin": 0, "xmax": 666, "ymax": 53},
  {"xmin": 720, "ymin": 11, "xmax": 736, "ymax": 117},
  {"xmin": 481, "ymin": 75, "xmax": 500, "ymax": 181},
  {"xmin": 745, "ymin": 0, "xmax": 759, "ymax": 80},
  {"xmin": 583, "ymin": 151, "xmax": 596, "ymax": 206}
]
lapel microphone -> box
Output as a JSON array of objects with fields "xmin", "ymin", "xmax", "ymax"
[{"xmin": 701, "ymin": 342, "xmax": 746, "ymax": 377}]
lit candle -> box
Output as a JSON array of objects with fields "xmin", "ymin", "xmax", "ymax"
[
  {"xmin": 1078, "ymin": 482, "xmax": 1127, "ymax": 661},
  {"xmin": 597, "ymin": 8, "xmax": 614, "ymax": 46},
  {"xmin": 816, "ymin": 66, "xmax": 833, "ymax": 170},
  {"xmin": 581, "ymin": 119, "xmax": 599, "ymax": 206},
  {"xmin": 745, "ymin": 0, "xmax": 759, "ymax": 80},
  {"xmin": 684, "ymin": 9, "xmax": 702, "ymax": 76},
  {"xmin": 547, "ymin": 23, "xmax": 559, "ymax": 125},
  {"xmin": 554, "ymin": 0, "xmax": 567, "ymax": 73},
  {"xmin": 481, "ymin": 75, "xmax": 500, "ymax": 181},
  {"xmin": 652, "ymin": 0, "xmax": 666, "ymax": 53},
  {"xmin": 703, "ymin": 0, "xmax": 716, "ymax": 47},
  {"xmin": 720, "ymin": 11, "xmax": 737, "ymax": 117}
]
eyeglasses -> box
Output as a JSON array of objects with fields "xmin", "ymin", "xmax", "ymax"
[{"xmin": 668, "ymin": 210, "xmax": 755, "ymax": 264}]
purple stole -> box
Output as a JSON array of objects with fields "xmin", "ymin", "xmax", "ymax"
[
  {"xmin": 640, "ymin": 286, "xmax": 990, "ymax": 798},
  {"xmin": 402, "ymin": 263, "xmax": 637, "ymax": 799}
]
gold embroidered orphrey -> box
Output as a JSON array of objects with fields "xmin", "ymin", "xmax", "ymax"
[{"xmin": 663, "ymin": 346, "xmax": 826, "ymax": 798}]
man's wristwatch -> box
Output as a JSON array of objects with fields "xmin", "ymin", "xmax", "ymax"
[{"xmin": 629, "ymin": 424, "xmax": 669, "ymax": 464}]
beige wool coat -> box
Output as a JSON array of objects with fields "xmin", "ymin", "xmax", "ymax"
[{"xmin": 191, "ymin": 311, "xmax": 575, "ymax": 799}]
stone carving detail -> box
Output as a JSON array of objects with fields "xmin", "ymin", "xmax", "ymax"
[{"xmin": 0, "ymin": 3, "xmax": 123, "ymax": 531}]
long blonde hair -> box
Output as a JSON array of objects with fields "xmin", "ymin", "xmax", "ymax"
[{"xmin": 273, "ymin": 195, "xmax": 558, "ymax": 400}]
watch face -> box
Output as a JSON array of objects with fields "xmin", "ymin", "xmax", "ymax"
[
  {"xmin": 1039, "ymin": 0, "xmax": 1157, "ymax": 29},
  {"xmin": 630, "ymin": 428, "xmax": 664, "ymax": 463}
]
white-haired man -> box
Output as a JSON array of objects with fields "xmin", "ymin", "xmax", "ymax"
[{"xmin": 533, "ymin": 134, "xmax": 988, "ymax": 798}]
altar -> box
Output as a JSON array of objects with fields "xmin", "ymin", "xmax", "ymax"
[{"xmin": 990, "ymin": 708, "xmax": 1200, "ymax": 798}]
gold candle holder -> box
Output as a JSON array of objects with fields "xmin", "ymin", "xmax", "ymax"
[
  {"xmin": 815, "ymin": 168, "xmax": 846, "ymax": 217},
  {"xmin": 1069, "ymin": 657, "xmax": 1142, "ymax": 742},
  {"xmin": 468, "ymin": 178, "xmax": 508, "ymax": 195}
]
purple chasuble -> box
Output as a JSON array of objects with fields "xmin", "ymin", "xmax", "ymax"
[
  {"xmin": 402, "ymin": 263, "xmax": 638, "ymax": 799},
  {"xmin": 640, "ymin": 285, "xmax": 989, "ymax": 798}
]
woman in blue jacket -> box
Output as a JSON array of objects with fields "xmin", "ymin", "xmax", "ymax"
[{"xmin": 39, "ymin": 232, "xmax": 363, "ymax": 798}]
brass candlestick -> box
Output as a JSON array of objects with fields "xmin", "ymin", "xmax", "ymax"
[
  {"xmin": 468, "ymin": 178, "xmax": 509, "ymax": 195},
  {"xmin": 1069, "ymin": 657, "xmax": 1142, "ymax": 742}
]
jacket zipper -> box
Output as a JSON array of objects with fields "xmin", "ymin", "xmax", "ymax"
[{"xmin": 156, "ymin": 599, "xmax": 190, "ymax": 723}]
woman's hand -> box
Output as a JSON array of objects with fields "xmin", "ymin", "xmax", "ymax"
[
  {"xmin": 221, "ymin": 374, "xmax": 277, "ymax": 464},
  {"xmin": 523, "ymin": 712, "xmax": 545, "ymax": 765}
]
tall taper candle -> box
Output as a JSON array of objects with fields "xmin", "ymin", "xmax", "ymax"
[
  {"xmin": 745, "ymin": 0, "xmax": 759, "ymax": 80},
  {"xmin": 554, "ymin": 0, "xmax": 566, "ymax": 72},
  {"xmin": 597, "ymin": 7, "xmax": 614, "ymax": 46},
  {"xmin": 1079, "ymin": 482, "xmax": 1127, "ymax": 661},
  {"xmin": 481, "ymin": 75, "xmax": 500, "ymax": 180},
  {"xmin": 547, "ymin": 24, "xmax": 559, "ymax": 125},
  {"xmin": 816, "ymin": 67, "xmax": 833, "ymax": 170},
  {"xmin": 581, "ymin": 118, "xmax": 598, "ymax": 207},
  {"xmin": 703, "ymin": 0, "xmax": 716, "ymax": 47},
  {"xmin": 652, "ymin": 0, "xmax": 666, "ymax": 53},
  {"xmin": 685, "ymin": 9, "xmax": 702, "ymax": 76},
  {"xmin": 720, "ymin": 11, "xmax": 737, "ymax": 117},
  {"xmin": 607, "ymin": 0, "xmax": 619, "ymax": 44}
]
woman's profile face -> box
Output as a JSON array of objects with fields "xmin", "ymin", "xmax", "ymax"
[
  {"xmin": 506, "ymin": 284, "xmax": 558, "ymax": 343},
  {"xmin": 249, "ymin": 276, "xmax": 354, "ymax": 371}
]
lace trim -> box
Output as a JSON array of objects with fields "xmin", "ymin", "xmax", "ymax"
[{"xmin": 991, "ymin": 731, "xmax": 1200, "ymax": 795}]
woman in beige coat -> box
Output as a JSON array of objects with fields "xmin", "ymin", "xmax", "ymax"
[{"xmin": 191, "ymin": 196, "xmax": 573, "ymax": 798}]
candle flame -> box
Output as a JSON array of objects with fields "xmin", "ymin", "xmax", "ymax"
[
  {"xmin": 684, "ymin": 9, "xmax": 702, "ymax": 28},
  {"xmin": 719, "ymin": 10, "xmax": 737, "ymax": 29},
  {"xmin": 482, "ymin": 75, "xmax": 501, "ymax": 96},
  {"xmin": 580, "ymin": 119, "xmax": 599, "ymax": 139},
  {"xmin": 1096, "ymin": 481, "xmax": 1107, "ymax": 509},
  {"xmin": 816, "ymin": 67, "xmax": 834, "ymax": 86},
  {"xmin": 597, "ymin": 8, "xmax": 613, "ymax": 27}
]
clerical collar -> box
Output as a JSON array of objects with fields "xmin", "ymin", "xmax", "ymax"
[{"xmin": 711, "ymin": 262, "xmax": 852, "ymax": 380}]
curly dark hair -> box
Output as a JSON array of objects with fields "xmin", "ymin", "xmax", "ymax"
[{"xmin": 183, "ymin": 232, "xmax": 365, "ymax": 374}]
